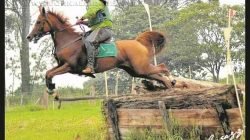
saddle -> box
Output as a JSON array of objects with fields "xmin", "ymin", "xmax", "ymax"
[{"xmin": 83, "ymin": 31, "xmax": 117, "ymax": 58}]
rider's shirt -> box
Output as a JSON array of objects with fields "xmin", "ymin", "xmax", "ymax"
[{"xmin": 81, "ymin": 0, "xmax": 112, "ymax": 31}]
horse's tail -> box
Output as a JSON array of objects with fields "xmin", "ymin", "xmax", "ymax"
[{"xmin": 136, "ymin": 31, "xmax": 167, "ymax": 57}]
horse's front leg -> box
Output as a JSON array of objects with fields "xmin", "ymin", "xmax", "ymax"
[
  {"xmin": 45, "ymin": 66, "xmax": 59, "ymax": 93},
  {"xmin": 45, "ymin": 63, "xmax": 71, "ymax": 94}
]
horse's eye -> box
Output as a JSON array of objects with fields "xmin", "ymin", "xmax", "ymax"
[{"xmin": 36, "ymin": 21, "xmax": 41, "ymax": 24}]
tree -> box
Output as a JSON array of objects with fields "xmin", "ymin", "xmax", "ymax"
[
  {"xmin": 113, "ymin": 0, "xmax": 200, "ymax": 10},
  {"xmin": 164, "ymin": 1, "xmax": 245, "ymax": 82},
  {"xmin": 112, "ymin": 5, "xmax": 173, "ymax": 39},
  {"xmin": 5, "ymin": 0, "xmax": 31, "ymax": 94},
  {"xmin": 5, "ymin": 12, "xmax": 22, "ymax": 95},
  {"xmin": 30, "ymin": 38, "xmax": 57, "ymax": 88}
]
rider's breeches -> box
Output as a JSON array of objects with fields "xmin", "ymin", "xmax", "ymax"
[{"xmin": 84, "ymin": 27, "xmax": 113, "ymax": 69}]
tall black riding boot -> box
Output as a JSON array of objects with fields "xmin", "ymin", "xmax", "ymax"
[{"xmin": 82, "ymin": 41, "xmax": 96, "ymax": 73}]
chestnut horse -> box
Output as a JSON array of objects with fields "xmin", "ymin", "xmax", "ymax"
[{"xmin": 27, "ymin": 6, "xmax": 174, "ymax": 94}]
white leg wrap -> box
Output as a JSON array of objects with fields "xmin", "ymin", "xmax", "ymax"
[{"xmin": 47, "ymin": 88, "xmax": 54, "ymax": 95}]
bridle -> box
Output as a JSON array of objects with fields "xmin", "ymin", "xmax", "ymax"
[
  {"xmin": 34, "ymin": 14, "xmax": 76, "ymax": 43},
  {"xmin": 33, "ymin": 13, "xmax": 85, "ymax": 57},
  {"xmin": 33, "ymin": 18, "xmax": 53, "ymax": 43}
]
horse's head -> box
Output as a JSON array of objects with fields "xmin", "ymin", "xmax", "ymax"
[{"xmin": 27, "ymin": 6, "xmax": 53, "ymax": 43}]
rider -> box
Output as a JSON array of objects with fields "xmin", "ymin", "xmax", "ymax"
[{"xmin": 76, "ymin": 0, "xmax": 113, "ymax": 74}]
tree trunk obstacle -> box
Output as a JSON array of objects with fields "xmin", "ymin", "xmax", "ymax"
[{"xmin": 102, "ymin": 77, "xmax": 244, "ymax": 140}]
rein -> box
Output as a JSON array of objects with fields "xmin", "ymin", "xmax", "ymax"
[
  {"xmin": 50, "ymin": 24, "xmax": 84, "ymax": 54},
  {"xmin": 59, "ymin": 36, "xmax": 82, "ymax": 50},
  {"xmin": 39, "ymin": 15, "xmax": 84, "ymax": 56},
  {"xmin": 56, "ymin": 24, "xmax": 78, "ymax": 32}
]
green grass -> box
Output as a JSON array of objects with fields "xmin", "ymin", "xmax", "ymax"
[
  {"xmin": 219, "ymin": 74, "xmax": 245, "ymax": 85},
  {"xmin": 5, "ymin": 100, "xmax": 107, "ymax": 140}
]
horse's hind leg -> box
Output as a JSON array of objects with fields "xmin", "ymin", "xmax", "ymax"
[
  {"xmin": 134, "ymin": 62, "xmax": 170, "ymax": 76},
  {"xmin": 146, "ymin": 74, "xmax": 173, "ymax": 89},
  {"xmin": 118, "ymin": 65, "xmax": 172, "ymax": 89},
  {"xmin": 118, "ymin": 65, "xmax": 140, "ymax": 77},
  {"xmin": 133, "ymin": 62, "xmax": 175, "ymax": 86}
]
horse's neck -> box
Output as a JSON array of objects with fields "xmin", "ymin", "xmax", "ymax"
[
  {"xmin": 49, "ymin": 16, "xmax": 80, "ymax": 49},
  {"xmin": 54, "ymin": 30, "xmax": 79, "ymax": 49}
]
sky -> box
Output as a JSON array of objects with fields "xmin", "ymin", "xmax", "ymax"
[
  {"xmin": 219, "ymin": 0, "xmax": 245, "ymax": 5},
  {"xmin": 5, "ymin": 0, "xmax": 245, "ymax": 92}
]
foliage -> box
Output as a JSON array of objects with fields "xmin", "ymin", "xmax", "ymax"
[
  {"xmin": 164, "ymin": 1, "xmax": 245, "ymax": 82},
  {"xmin": 5, "ymin": 13, "xmax": 22, "ymax": 95},
  {"xmin": 5, "ymin": 101, "xmax": 107, "ymax": 140},
  {"xmin": 5, "ymin": 0, "xmax": 32, "ymax": 94},
  {"xmin": 56, "ymin": 86, "xmax": 89, "ymax": 97},
  {"xmin": 6, "ymin": 84, "xmax": 90, "ymax": 107},
  {"xmin": 83, "ymin": 70, "xmax": 136, "ymax": 95},
  {"xmin": 114, "ymin": 0, "xmax": 200, "ymax": 10},
  {"xmin": 219, "ymin": 71, "xmax": 245, "ymax": 85},
  {"xmin": 30, "ymin": 38, "xmax": 57, "ymax": 87},
  {"xmin": 112, "ymin": 5, "xmax": 173, "ymax": 40}
]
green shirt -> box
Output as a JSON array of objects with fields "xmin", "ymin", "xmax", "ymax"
[{"xmin": 82, "ymin": 0, "xmax": 112, "ymax": 30}]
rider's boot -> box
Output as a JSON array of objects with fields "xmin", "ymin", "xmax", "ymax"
[{"xmin": 82, "ymin": 41, "xmax": 96, "ymax": 73}]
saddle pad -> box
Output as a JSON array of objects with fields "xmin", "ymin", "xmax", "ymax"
[{"xmin": 97, "ymin": 43, "xmax": 117, "ymax": 58}]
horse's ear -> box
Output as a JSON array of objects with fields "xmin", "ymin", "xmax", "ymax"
[
  {"xmin": 39, "ymin": 5, "xmax": 46, "ymax": 16},
  {"xmin": 42, "ymin": 7, "xmax": 46, "ymax": 16}
]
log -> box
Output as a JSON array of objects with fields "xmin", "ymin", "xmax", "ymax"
[
  {"xmin": 137, "ymin": 76, "xmax": 245, "ymax": 95},
  {"xmin": 109, "ymin": 85, "xmax": 241, "ymax": 109},
  {"xmin": 215, "ymin": 104, "xmax": 231, "ymax": 134},
  {"xmin": 139, "ymin": 76, "xmax": 225, "ymax": 91},
  {"xmin": 102, "ymin": 83, "xmax": 244, "ymax": 139},
  {"xmin": 172, "ymin": 76, "xmax": 224, "ymax": 89},
  {"xmin": 107, "ymin": 99, "xmax": 121, "ymax": 140},
  {"xmin": 115, "ymin": 108, "xmax": 242, "ymax": 127},
  {"xmin": 158, "ymin": 101, "xmax": 172, "ymax": 133},
  {"xmin": 115, "ymin": 108, "xmax": 242, "ymax": 137}
]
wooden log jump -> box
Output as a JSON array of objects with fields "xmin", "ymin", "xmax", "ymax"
[{"xmin": 102, "ymin": 84, "xmax": 244, "ymax": 140}]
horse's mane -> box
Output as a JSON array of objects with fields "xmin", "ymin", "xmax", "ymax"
[{"xmin": 47, "ymin": 10, "xmax": 75, "ymax": 32}]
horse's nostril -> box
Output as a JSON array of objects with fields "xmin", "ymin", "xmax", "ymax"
[{"xmin": 26, "ymin": 36, "xmax": 31, "ymax": 39}]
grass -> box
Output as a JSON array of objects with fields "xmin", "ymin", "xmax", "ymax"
[
  {"xmin": 219, "ymin": 74, "xmax": 245, "ymax": 85},
  {"xmin": 126, "ymin": 123, "xmax": 203, "ymax": 140},
  {"xmin": 5, "ymin": 100, "xmax": 107, "ymax": 140}
]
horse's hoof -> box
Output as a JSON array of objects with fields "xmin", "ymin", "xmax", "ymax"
[
  {"xmin": 48, "ymin": 83, "xmax": 55, "ymax": 90},
  {"xmin": 52, "ymin": 93, "xmax": 59, "ymax": 101},
  {"xmin": 47, "ymin": 88, "xmax": 54, "ymax": 95},
  {"xmin": 54, "ymin": 95, "xmax": 59, "ymax": 101}
]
